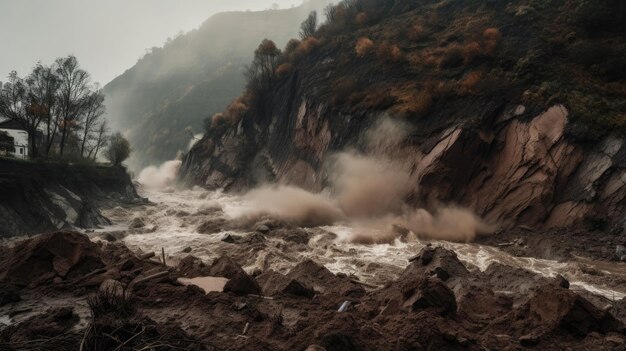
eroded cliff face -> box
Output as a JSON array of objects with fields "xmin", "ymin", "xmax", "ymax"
[
  {"xmin": 0, "ymin": 160, "xmax": 144, "ymax": 238},
  {"xmin": 180, "ymin": 0, "xmax": 626, "ymax": 233},
  {"xmin": 181, "ymin": 96, "xmax": 625, "ymax": 232}
]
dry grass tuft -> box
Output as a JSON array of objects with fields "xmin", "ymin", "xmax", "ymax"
[
  {"xmin": 462, "ymin": 42, "xmax": 482, "ymax": 65},
  {"xmin": 457, "ymin": 71, "xmax": 484, "ymax": 95},
  {"xmin": 408, "ymin": 23, "xmax": 425, "ymax": 41},
  {"xmin": 377, "ymin": 42, "xmax": 403, "ymax": 62},
  {"xmin": 355, "ymin": 12, "xmax": 369, "ymax": 26}
]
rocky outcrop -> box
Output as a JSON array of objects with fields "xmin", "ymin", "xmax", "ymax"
[
  {"xmin": 0, "ymin": 159, "xmax": 144, "ymax": 238},
  {"xmin": 179, "ymin": 0, "xmax": 626, "ymax": 234},
  {"xmin": 181, "ymin": 97, "xmax": 626, "ymax": 232}
]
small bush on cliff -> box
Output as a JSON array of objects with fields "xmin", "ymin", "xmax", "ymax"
[
  {"xmin": 377, "ymin": 42, "xmax": 403, "ymax": 63},
  {"xmin": 355, "ymin": 37, "xmax": 375, "ymax": 57},
  {"xmin": 106, "ymin": 133, "xmax": 131, "ymax": 166},
  {"xmin": 482, "ymin": 28, "xmax": 502, "ymax": 55}
]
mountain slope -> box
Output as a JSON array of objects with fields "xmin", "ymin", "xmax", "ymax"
[
  {"xmin": 181, "ymin": 0, "xmax": 626, "ymax": 232},
  {"xmin": 103, "ymin": 0, "xmax": 333, "ymax": 171}
]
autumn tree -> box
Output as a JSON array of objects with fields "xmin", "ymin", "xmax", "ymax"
[
  {"xmin": 246, "ymin": 39, "xmax": 281, "ymax": 93},
  {"xmin": 299, "ymin": 11, "xmax": 317, "ymax": 39},
  {"xmin": 0, "ymin": 55, "xmax": 109, "ymax": 161}
]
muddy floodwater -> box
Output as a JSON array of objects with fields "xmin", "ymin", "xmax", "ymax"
[{"xmin": 95, "ymin": 187, "xmax": 626, "ymax": 302}]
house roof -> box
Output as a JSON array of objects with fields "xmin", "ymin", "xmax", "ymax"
[{"xmin": 0, "ymin": 119, "xmax": 26, "ymax": 131}]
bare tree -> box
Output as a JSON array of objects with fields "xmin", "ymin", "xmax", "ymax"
[
  {"xmin": 26, "ymin": 63, "xmax": 61, "ymax": 157},
  {"xmin": 90, "ymin": 119, "xmax": 109, "ymax": 161},
  {"xmin": 0, "ymin": 71, "xmax": 45, "ymax": 158},
  {"xmin": 299, "ymin": 11, "xmax": 317, "ymax": 39},
  {"xmin": 55, "ymin": 55, "xmax": 91, "ymax": 156},
  {"xmin": 79, "ymin": 89, "xmax": 105, "ymax": 157}
]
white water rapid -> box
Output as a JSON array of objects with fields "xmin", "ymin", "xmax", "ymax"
[{"xmin": 96, "ymin": 187, "xmax": 626, "ymax": 302}]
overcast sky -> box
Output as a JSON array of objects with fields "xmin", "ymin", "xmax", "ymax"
[{"xmin": 0, "ymin": 0, "xmax": 301, "ymax": 86}]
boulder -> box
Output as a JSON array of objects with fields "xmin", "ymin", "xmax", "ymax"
[
  {"xmin": 129, "ymin": 217, "xmax": 145, "ymax": 229},
  {"xmin": 221, "ymin": 234, "xmax": 239, "ymax": 243},
  {"xmin": 287, "ymin": 259, "xmax": 365, "ymax": 297},
  {"xmin": 256, "ymin": 224, "xmax": 270, "ymax": 233},
  {"xmin": 527, "ymin": 284, "xmax": 624, "ymax": 336},
  {"xmin": 177, "ymin": 256, "xmax": 212, "ymax": 278},
  {"xmin": 208, "ymin": 255, "xmax": 247, "ymax": 279},
  {"xmin": 399, "ymin": 247, "xmax": 469, "ymax": 286},
  {"xmin": 256, "ymin": 270, "xmax": 315, "ymax": 298},
  {"xmin": 402, "ymin": 277, "xmax": 457, "ymax": 315},
  {"xmin": 197, "ymin": 218, "xmax": 227, "ymax": 234},
  {"xmin": 0, "ymin": 231, "xmax": 104, "ymax": 287},
  {"xmin": 223, "ymin": 271, "xmax": 261, "ymax": 296}
]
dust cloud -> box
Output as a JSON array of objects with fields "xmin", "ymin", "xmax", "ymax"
[
  {"xmin": 137, "ymin": 160, "xmax": 182, "ymax": 189},
  {"xmin": 235, "ymin": 118, "xmax": 494, "ymax": 244},
  {"xmin": 329, "ymin": 153, "xmax": 411, "ymax": 218},
  {"xmin": 242, "ymin": 185, "xmax": 344, "ymax": 227}
]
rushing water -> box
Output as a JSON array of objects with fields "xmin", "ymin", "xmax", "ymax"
[{"xmin": 98, "ymin": 187, "xmax": 626, "ymax": 301}]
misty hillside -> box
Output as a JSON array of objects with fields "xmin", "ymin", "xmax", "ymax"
[{"xmin": 104, "ymin": 0, "xmax": 334, "ymax": 171}]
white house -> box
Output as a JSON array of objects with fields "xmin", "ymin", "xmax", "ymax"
[{"xmin": 0, "ymin": 118, "xmax": 29, "ymax": 159}]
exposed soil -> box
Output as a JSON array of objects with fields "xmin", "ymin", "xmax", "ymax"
[{"xmin": 1, "ymin": 231, "xmax": 625, "ymax": 351}]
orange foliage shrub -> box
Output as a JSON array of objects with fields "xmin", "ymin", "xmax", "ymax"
[
  {"xmin": 275, "ymin": 63, "xmax": 293, "ymax": 77},
  {"xmin": 377, "ymin": 42, "xmax": 403, "ymax": 62},
  {"xmin": 355, "ymin": 12, "xmax": 368, "ymax": 26},
  {"xmin": 393, "ymin": 87, "xmax": 433, "ymax": 117},
  {"xmin": 457, "ymin": 71, "xmax": 484, "ymax": 95},
  {"xmin": 213, "ymin": 98, "xmax": 248, "ymax": 126},
  {"xmin": 355, "ymin": 37, "xmax": 375, "ymax": 57},
  {"xmin": 483, "ymin": 28, "xmax": 502, "ymax": 55},
  {"xmin": 407, "ymin": 23, "xmax": 424, "ymax": 41},
  {"xmin": 295, "ymin": 37, "xmax": 320, "ymax": 58},
  {"xmin": 211, "ymin": 112, "xmax": 225, "ymax": 126},
  {"xmin": 361, "ymin": 88, "xmax": 396, "ymax": 110},
  {"xmin": 462, "ymin": 42, "xmax": 482, "ymax": 65}
]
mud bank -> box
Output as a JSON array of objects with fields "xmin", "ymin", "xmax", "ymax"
[
  {"xmin": 1, "ymin": 231, "xmax": 625, "ymax": 351},
  {"xmin": 0, "ymin": 158, "xmax": 144, "ymax": 238}
]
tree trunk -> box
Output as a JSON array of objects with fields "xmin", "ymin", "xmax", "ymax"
[
  {"xmin": 80, "ymin": 128, "xmax": 88, "ymax": 157},
  {"xmin": 59, "ymin": 126, "xmax": 67, "ymax": 156},
  {"xmin": 29, "ymin": 131, "xmax": 37, "ymax": 159}
]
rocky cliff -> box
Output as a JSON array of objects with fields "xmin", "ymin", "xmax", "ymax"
[
  {"xmin": 180, "ymin": 0, "xmax": 626, "ymax": 232},
  {"xmin": 0, "ymin": 159, "xmax": 143, "ymax": 238}
]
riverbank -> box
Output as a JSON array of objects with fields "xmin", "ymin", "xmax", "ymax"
[{"xmin": 0, "ymin": 158, "xmax": 145, "ymax": 238}]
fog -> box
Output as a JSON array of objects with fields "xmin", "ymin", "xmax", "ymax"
[{"xmin": 0, "ymin": 0, "xmax": 304, "ymax": 85}]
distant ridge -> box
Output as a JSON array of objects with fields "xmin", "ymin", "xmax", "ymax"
[{"xmin": 104, "ymin": 0, "xmax": 334, "ymax": 171}]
